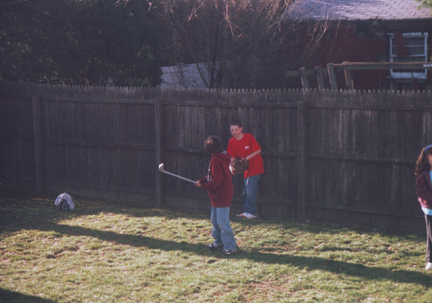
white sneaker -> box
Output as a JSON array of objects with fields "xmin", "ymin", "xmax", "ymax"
[
  {"xmin": 425, "ymin": 262, "xmax": 432, "ymax": 270},
  {"xmin": 222, "ymin": 248, "xmax": 236, "ymax": 255},
  {"xmin": 236, "ymin": 212, "xmax": 247, "ymax": 218},
  {"xmin": 206, "ymin": 241, "xmax": 223, "ymax": 248},
  {"xmin": 242, "ymin": 213, "xmax": 258, "ymax": 219}
]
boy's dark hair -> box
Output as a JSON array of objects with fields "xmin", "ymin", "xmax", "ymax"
[
  {"xmin": 415, "ymin": 145, "xmax": 432, "ymax": 175},
  {"xmin": 231, "ymin": 120, "xmax": 242, "ymax": 128},
  {"xmin": 205, "ymin": 136, "xmax": 224, "ymax": 154}
]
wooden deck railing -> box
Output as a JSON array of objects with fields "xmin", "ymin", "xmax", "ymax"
[{"xmin": 286, "ymin": 62, "xmax": 432, "ymax": 90}]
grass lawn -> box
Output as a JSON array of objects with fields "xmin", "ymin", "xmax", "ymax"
[{"xmin": 1, "ymin": 188, "xmax": 432, "ymax": 303}]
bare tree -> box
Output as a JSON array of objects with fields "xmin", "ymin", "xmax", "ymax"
[
  {"xmin": 114, "ymin": 0, "xmax": 336, "ymax": 89},
  {"xmin": 143, "ymin": 0, "xmax": 305, "ymax": 89}
]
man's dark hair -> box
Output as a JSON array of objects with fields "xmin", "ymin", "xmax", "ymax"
[
  {"xmin": 231, "ymin": 120, "xmax": 242, "ymax": 128},
  {"xmin": 205, "ymin": 136, "xmax": 224, "ymax": 154}
]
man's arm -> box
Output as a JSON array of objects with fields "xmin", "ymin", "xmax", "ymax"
[{"xmin": 245, "ymin": 150, "xmax": 261, "ymax": 161}]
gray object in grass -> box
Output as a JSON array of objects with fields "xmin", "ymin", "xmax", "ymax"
[{"xmin": 54, "ymin": 192, "xmax": 74, "ymax": 211}]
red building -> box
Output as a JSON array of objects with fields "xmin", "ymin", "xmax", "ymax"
[{"xmin": 285, "ymin": 0, "xmax": 432, "ymax": 91}]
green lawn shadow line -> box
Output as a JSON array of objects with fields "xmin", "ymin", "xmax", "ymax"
[
  {"xmin": 1, "ymin": 186, "xmax": 421, "ymax": 240},
  {"xmin": 39, "ymin": 222, "xmax": 432, "ymax": 287},
  {"xmin": 0, "ymin": 288, "xmax": 57, "ymax": 303}
]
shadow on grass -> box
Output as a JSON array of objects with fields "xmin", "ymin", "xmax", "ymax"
[
  {"xmin": 0, "ymin": 288, "xmax": 56, "ymax": 303},
  {"xmin": 0, "ymin": 187, "xmax": 424, "ymax": 240},
  {"xmin": 36, "ymin": 222, "xmax": 432, "ymax": 287}
]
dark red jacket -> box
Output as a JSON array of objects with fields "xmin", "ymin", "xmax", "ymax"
[
  {"xmin": 199, "ymin": 152, "xmax": 233, "ymax": 208},
  {"xmin": 416, "ymin": 171, "xmax": 432, "ymax": 209}
]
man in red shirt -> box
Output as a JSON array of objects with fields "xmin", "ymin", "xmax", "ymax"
[{"xmin": 227, "ymin": 120, "xmax": 264, "ymax": 219}]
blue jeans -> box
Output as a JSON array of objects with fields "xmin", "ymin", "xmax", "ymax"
[
  {"xmin": 243, "ymin": 174, "xmax": 261, "ymax": 216},
  {"xmin": 211, "ymin": 207, "xmax": 237, "ymax": 251}
]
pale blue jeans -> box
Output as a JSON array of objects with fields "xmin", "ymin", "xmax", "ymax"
[
  {"xmin": 243, "ymin": 174, "xmax": 261, "ymax": 216},
  {"xmin": 211, "ymin": 206, "xmax": 237, "ymax": 251}
]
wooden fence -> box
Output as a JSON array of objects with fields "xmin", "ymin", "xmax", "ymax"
[{"xmin": 1, "ymin": 81, "xmax": 432, "ymax": 231}]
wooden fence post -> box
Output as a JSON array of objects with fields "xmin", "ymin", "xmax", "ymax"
[
  {"xmin": 344, "ymin": 69, "xmax": 354, "ymax": 90},
  {"xmin": 32, "ymin": 95, "xmax": 44, "ymax": 192},
  {"xmin": 155, "ymin": 99, "xmax": 163, "ymax": 208},
  {"xmin": 297, "ymin": 101, "xmax": 306, "ymax": 222},
  {"xmin": 315, "ymin": 66, "xmax": 325, "ymax": 90},
  {"xmin": 299, "ymin": 67, "xmax": 309, "ymax": 90},
  {"xmin": 327, "ymin": 63, "xmax": 338, "ymax": 90}
]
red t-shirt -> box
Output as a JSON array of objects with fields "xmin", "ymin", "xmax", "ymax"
[{"xmin": 227, "ymin": 133, "xmax": 265, "ymax": 178}]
